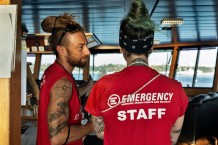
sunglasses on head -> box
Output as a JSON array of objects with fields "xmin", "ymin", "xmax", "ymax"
[{"xmin": 57, "ymin": 23, "xmax": 80, "ymax": 45}]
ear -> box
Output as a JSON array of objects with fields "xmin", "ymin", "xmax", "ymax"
[
  {"xmin": 120, "ymin": 47, "xmax": 125, "ymax": 54},
  {"xmin": 56, "ymin": 45, "xmax": 66, "ymax": 56}
]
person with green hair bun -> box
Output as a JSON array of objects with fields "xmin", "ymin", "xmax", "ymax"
[{"xmin": 85, "ymin": 0, "xmax": 188, "ymax": 145}]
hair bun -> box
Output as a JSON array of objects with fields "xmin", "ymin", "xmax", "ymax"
[
  {"xmin": 41, "ymin": 13, "xmax": 76, "ymax": 33},
  {"xmin": 127, "ymin": 0, "xmax": 149, "ymax": 24},
  {"xmin": 41, "ymin": 16, "xmax": 56, "ymax": 32},
  {"xmin": 126, "ymin": 0, "xmax": 156, "ymax": 31}
]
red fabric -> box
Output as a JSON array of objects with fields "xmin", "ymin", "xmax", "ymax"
[
  {"xmin": 37, "ymin": 62, "xmax": 82, "ymax": 145},
  {"xmin": 85, "ymin": 66, "xmax": 188, "ymax": 145}
]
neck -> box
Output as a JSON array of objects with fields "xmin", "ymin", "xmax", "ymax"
[
  {"xmin": 128, "ymin": 58, "xmax": 148, "ymax": 66},
  {"xmin": 56, "ymin": 59, "xmax": 74, "ymax": 74}
]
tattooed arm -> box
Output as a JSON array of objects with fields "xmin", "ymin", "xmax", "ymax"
[
  {"xmin": 91, "ymin": 115, "xmax": 105, "ymax": 139},
  {"xmin": 170, "ymin": 115, "xmax": 185, "ymax": 145},
  {"xmin": 48, "ymin": 78, "xmax": 93, "ymax": 145}
]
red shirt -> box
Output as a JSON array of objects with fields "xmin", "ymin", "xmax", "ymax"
[
  {"xmin": 85, "ymin": 66, "xmax": 188, "ymax": 145},
  {"xmin": 37, "ymin": 62, "xmax": 82, "ymax": 145}
]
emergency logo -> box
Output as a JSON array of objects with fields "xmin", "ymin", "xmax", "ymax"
[
  {"xmin": 107, "ymin": 92, "xmax": 174, "ymax": 107},
  {"xmin": 108, "ymin": 94, "xmax": 121, "ymax": 108}
]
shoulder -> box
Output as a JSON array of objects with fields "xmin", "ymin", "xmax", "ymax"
[
  {"xmin": 50, "ymin": 77, "xmax": 73, "ymax": 100},
  {"xmin": 159, "ymin": 74, "xmax": 181, "ymax": 85},
  {"xmin": 53, "ymin": 77, "xmax": 72, "ymax": 88},
  {"xmin": 154, "ymin": 74, "xmax": 184, "ymax": 92}
]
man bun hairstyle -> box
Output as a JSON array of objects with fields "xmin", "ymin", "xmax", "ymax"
[
  {"xmin": 119, "ymin": 0, "xmax": 156, "ymax": 55},
  {"xmin": 41, "ymin": 13, "xmax": 84, "ymax": 54}
]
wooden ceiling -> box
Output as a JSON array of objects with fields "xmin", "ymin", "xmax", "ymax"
[{"xmin": 22, "ymin": 0, "xmax": 218, "ymax": 46}]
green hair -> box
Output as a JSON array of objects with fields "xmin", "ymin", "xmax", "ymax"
[{"xmin": 120, "ymin": 0, "xmax": 156, "ymax": 39}]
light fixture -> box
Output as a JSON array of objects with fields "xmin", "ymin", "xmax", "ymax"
[
  {"xmin": 161, "ymin": 18, "xmax": 184, "ymax": 25},
  {"xmin": 161, "ymin": 18, "xmax": 184, "ymax": 30},
  {"xmin": 161, "ymin": 18, "xmax": 184, "ymax": 27}
]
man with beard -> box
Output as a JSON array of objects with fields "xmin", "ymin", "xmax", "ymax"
[{"xmin": 37, "ymin": 13, "xmax": 94, "ymax": 145}]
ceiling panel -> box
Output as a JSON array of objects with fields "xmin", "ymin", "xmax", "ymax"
[
  {"xmin": 151, "ymin": 0, "xmax": 218, "ymax": 43},
  {"xmin": 21, "ymin": 0, "xmax": 218, "ymax": 46}
]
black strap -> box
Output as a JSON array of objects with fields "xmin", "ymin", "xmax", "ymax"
[
  {"xmin": 52, "ymin": 16, "xmax": 59, "ymax": 34},
  {"xmin": 63, "ymin": 125, "xmax": 70, "ymax": 145}
]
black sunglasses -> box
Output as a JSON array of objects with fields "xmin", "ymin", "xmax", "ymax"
[{"xmin": 57, "ymin": 23, "xmax": 80, "ymax": 45}]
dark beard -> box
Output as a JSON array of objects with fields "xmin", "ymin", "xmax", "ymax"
[
  {"xmin": 74, "ymin": 61, "xmax": 87, "ymax": 68},
  {"xmin": 67, "ymin": 57, "xmax": 87, "ymax": 68},
  {"xmin": 65, "ymin": 48, "xmax": 88, "ymax": 68}
]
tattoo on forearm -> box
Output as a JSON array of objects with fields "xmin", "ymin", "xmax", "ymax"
[
  {"xmin": 48, "ymin": 78, "xmax": 72, "ymax": 139},
  {"xmin": 49, "ymin": 101, "xmax": 68, "ymax": 122},
  {"xmin": 48, "ymin": 102, "xmax": 69, "ymax": 138},
  {"xmin": 172, "ymin": 128, "xmax": 181, "ymax": 134},
  {"xmin": 171, "ymin": 141, "xmax": 176, "ymax": 145},
  {"xmin": 49, "ymin": 122, "xmax": 67, "ymax": 138},
  {"xmin": 171, "ymin": 136, "xmax": 176, "ymax": 145},
  {"xmin": 171, "ymin": 127, "xmax": 182, "ymax": 145},
  {"xmin": 57, "ymin": 101, "xmax": 68, "ymax": 115},
  {"xmin": 93, "ymin": 116, "xmax": 104, "ymax": 134}
]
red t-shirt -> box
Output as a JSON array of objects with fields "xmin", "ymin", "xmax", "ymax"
[
  {"xmin": 37, "ymin": 62, "xmax": 82, "ymax": 145},
  {"xmin": 85, "ymin": 66, "xmax": 188, "ymax": 145}
]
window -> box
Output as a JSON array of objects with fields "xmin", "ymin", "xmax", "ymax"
[
  {"xmin": 27, "ymin": 54, "xmax": 36, "ymax": 74},
  {"xmin": 39, "ymin": 54, "xmax": 56, "ymax": 79},
  {"xmin": 149, "ymin": 49, "xmax": 172, "ymax": 76},
  {"xmin": 73, "ymin": 67, "xmax": 84, "ymax": 80},
  {"xmin": 90, "ymin": 50, "xmax": 173, "ymax": 81},
  {"xmin": 90, "ymin": 53, "xmax": 126, "ymax": 81},
  {"xmin": 195, "ymin": 48, "xmax": 216, "ymax": 87},
  {"xmin": 175, "ymin": 47, "xmax": 217, "ymax": 88}
]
